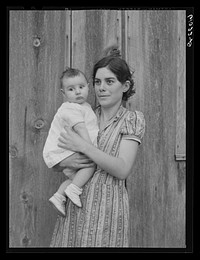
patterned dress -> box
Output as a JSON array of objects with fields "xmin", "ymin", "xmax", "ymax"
[{"xmin": 50, "ymin": 105, "xmax": 145, "ymax": 247}]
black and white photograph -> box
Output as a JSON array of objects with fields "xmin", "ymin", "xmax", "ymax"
[{"xmin": 8, "ymin": 7, "xmax": 194, "ymax": 252}]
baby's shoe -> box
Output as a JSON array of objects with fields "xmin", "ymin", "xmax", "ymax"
[
  {"xmin": 65, "ymin": 183, "xmax": 82, "ymax": 207},
  {"xmin": 49, "ymin": 192, "xmax": 66, "ymax": 217}
]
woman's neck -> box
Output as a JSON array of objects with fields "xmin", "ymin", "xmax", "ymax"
[{"xmin": 100, "ymin": 102, "xmax": 122, "ymax": 125}]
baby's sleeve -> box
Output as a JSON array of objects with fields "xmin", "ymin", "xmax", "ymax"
[
  {"xmin": 120, "ymin": 111, "xmax": 145, "ymax": 144},
  {"xmin": 60, "ymin": 103, "xmax": 85, "ymax": 128}
]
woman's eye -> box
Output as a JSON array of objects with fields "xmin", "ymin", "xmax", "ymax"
[
  {"xmin": 107, "ymin": 80, "xmax": 114, "ymax": 85},
  {"xmin": 94, "ymin": 80, "xmax": 101, "ymax": 85}
]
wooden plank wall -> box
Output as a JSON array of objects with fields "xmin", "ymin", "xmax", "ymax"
[
  {"xmin": 9, "ymin": 10, "xmax": 70, "ymax": 247},
  {"xmin": 71, "ymin": 10, "xmax": 122, "ymax": 108},
  {"xmin": 9, "ymin": 10, "xmax": 186, "ymax": 248},
  {"xmin": 125, "ymin": 10, "xmax": 186, "ymax": 247}
]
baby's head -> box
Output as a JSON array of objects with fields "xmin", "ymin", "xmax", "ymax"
[{"xmin": 60, "ymin": 67, "xmax": 89, "ymax": 104}]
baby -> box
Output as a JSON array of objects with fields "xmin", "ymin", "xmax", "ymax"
[{"xmin": 43, "ymin": 67, "xmax": 99, "ymax": 216}]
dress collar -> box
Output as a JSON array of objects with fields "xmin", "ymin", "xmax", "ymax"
[{"xmin": 95, "ymin": 105, "xmax": 126, "ymax": 131}]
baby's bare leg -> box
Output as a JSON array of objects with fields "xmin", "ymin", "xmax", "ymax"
[
  {"xmin": 64, "ymin": 166, "xmax": 95, "ymax": 207},
  {"xmin": 72, "ymin": 166, "xmax": 95, "ymax": 188},
  {"xmin": 57, "ymin": 179, "xmax": 72, "ymax": 196}
]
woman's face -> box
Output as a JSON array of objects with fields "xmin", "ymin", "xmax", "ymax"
[{"xmin": 94, "ymin": 67, "xmax": 125, "ymax": 108}]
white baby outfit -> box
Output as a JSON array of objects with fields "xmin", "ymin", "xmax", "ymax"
[{"xmin": 43, "ymin": 101, "xmax": 99, "ymax": 168}]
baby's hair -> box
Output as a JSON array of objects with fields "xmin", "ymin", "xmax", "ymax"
[
  {"xmin": 60, "ymin": 67, "xmax": 88, "ymax": 89},
  {"xmin": 93, "ymin": 45, "xmax": 135, "ymax": 101}
]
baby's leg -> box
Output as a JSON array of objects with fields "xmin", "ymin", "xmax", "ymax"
[
  {"xmin": 63, "ymin": 168, "xmax": 76, "ymax": 180},
  {"xmin": 64, "ymin": 166, "xmax": 95, "ymax": 207},
  {"xmin": 72, "ymin": 166, "xmax": 95, "ymax": 188},
  {"xmin": 57, "ymin": 178, "xmax": 72, "ymax": 196},
  {"xmin": 49, "ymin": 179, "xmax": 72, "ymax": 217}
]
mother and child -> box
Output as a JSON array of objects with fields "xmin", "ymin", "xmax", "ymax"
[{"xmin": 43, "ymin": 45, "xmax": 145, "ymax": 247}]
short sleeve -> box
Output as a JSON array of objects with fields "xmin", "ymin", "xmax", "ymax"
[
  {"xmin": 58, "ymin": 103, "xmax": 85, "ymax": 127},
  {"xmin": 120, "ymin": 111, "xmax": 145, "ymax": 144}
]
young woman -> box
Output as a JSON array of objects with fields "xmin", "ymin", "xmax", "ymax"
[{"xmin": 50, "ymin": 46, "xmax": 145, "ymax": 247}]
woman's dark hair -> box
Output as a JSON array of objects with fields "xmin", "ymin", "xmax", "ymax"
[{"xmin": 92, "ymin": 45, "xmax": 135, "ymax": 101}]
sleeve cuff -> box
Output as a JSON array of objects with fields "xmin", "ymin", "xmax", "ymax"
[{"xmin": 122, "ymin": 135, "xmax": 141, "ymax": 144}]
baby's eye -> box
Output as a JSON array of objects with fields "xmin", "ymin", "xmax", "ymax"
[
  {"xmin": 68, "ymin": 88, "xmax": 74, "ymax": 91},
  {"xmin": 79, "ymin": 85, "xmax": 85, "ymax": 89}
]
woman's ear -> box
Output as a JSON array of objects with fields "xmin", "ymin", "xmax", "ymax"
[{"xmin": 122, "ymin": 80, "xmax": 130, "ymax": 93}]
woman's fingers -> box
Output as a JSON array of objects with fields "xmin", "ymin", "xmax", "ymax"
[
  {"xmin": 75, "ymin": 154, "xmax": 96, "ymax": 167},
  {"xmin": 58, "ymin": 138, "xmax": 63, "ymax": 144},
  {"xmin": 57, "ymin": 136, "xmax": 69, "ymax": 148},
  {"xmin": 59, "ymin": 127, "xmax": 73, "ymax": 140},
  {"xmin": 76, "ymin": 163, "xmax": 96, "ymax": 169},
  {"xmin": 63, "ymin": 125, "xmax": 75, "ymax": 136},
  {"xmin": 64, "ymin": 125, "xmax": 70, "ymax": 132},
  {"xmin": 70, "ymin": 153, "xmax": 95, "ymax": 168},
  {"xmin": 75, "ymin": 153, "xmax": 94, "ymax": 163},
  {"xmin": 59, "ymin": 132, "xmax": 68, "ymax": 140},
  {"xmin": 57, "ymin": 139, "xmax": 67, "ymax": 149},
  {"xmin": 75, "ymin": 157, "xmax": 93, "ymax": 165},
  {"xmin": 57, "ymin": 143, "xmax": 66, "ymax": 149},
  {"xmin": 58, "ymin": 151, "xmax": 95, "ymax": 170}
]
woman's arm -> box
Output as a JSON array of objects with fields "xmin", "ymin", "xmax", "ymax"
[
  {"xmin": 58, "ymin": 127, "xmax": 138, "ymax": 179},
  {"xmin": 82, "ymin": 138, "xmax": 138, "ymax": 179}
]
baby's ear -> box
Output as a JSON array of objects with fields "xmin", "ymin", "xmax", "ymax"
[{"xmin": 60, "ymin": 89, "xmax": 65, "ymax": 95}]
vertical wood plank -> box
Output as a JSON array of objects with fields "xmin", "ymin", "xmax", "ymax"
[
  {"xmin": 175, "ymin": 11, "xmax": 186, "ymax": 161},
  {"xmin": 64, "ymin": 10, "xmax": 71, "ymax": 68},
  {"xmin": 9, "ymin": 10, "xmax": 69, "ymax": 247},
  {"xmin": 124, "ymin": 10, "xmax": 145, "ymax": 246},
  {"xmin": 71, "ymin": 10, "xmax": 122, "ymax": 109},
  {"xmin": 9, "ymin": 11, "xmax": 37, "ymax": 247},
  {"xmin": 125, "ymin": 10, "xmax": 145, "ymax": 112}
]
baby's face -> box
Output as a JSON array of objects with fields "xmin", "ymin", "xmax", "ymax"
[{"xmin": 61, "ymin": 74, "xmax": 89, "ymax": 104}]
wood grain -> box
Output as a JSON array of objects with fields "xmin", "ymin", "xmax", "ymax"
[
  {"xmin": 175, "ymin": 11, "xmax": 186, "ymax": 161},
  {"xmin": 9, "ymin": 10, "xmax": 69, "ymax": 247},
  {"xmin": 71, "ymin": 10, "xmax": 122, "ymax": 109},
  {"xmin": 126, "ymin": 10, "xmax": 185, "ymax": 247}
]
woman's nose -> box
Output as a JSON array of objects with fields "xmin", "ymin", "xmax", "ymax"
[{"xmin": 99, "ymin": 82, "xmax": 106, "ymax": 91}]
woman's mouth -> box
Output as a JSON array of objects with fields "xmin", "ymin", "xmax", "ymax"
[{"xmin": 98, "ymin": 95, "xmax": 109, "ymax": 98}]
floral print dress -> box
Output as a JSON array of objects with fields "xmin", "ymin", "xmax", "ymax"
[{"xmin": 50, "ymin": 105, "xmax": 145, "ymax": 247}]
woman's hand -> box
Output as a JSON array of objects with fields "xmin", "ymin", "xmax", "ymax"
[
  {"xmin": 58, "ymin": 126, "xmax": 86, "ymax": 153},
  {"xmin": 53, "ymin": 153, "xmax": 95, "ymax": 172}
]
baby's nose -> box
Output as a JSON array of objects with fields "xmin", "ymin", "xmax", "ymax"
[{"xmin": 75, "ymin": 88, "xmax": 81, "ymax": 94}]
